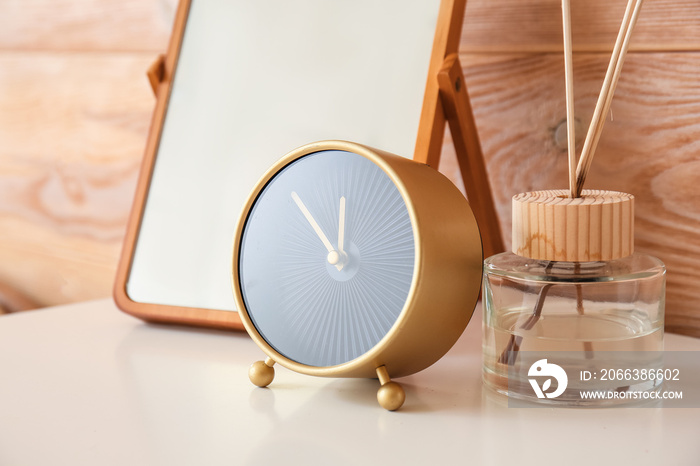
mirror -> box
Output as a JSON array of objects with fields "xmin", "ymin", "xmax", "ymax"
[{"xmin": 115, "ymin": 0, "xmax": 474, "ymax": 329}]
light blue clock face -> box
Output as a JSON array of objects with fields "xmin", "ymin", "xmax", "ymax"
[{"xmin": 239, "ymin": 150, "xmax": 415, "ymax": 367}]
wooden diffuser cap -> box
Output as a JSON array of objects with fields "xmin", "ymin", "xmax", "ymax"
[{"xmin": 512, "ymin": 190, "xmax": 634, "ymax": 262}]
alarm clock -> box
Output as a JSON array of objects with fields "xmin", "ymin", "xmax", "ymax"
[{"xmin": 231, "ymin": 140, "xmax": 482, "ymax": 410}]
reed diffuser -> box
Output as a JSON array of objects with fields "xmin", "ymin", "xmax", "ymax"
[{"xmin": 482, "ymin": 0, "xmax": 666, "ymax": 405}]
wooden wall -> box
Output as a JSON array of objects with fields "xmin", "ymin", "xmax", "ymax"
[
  {"xmin": 447, "ymin": 0, "xmax": 700, "ymax": 337},
  {"xmin": 1, "ymin": 1, "xmax": 698, "ymax": 337},
  {"xmin": 0, "ymin": 1, "xmax": 176, "ymax": 313}
]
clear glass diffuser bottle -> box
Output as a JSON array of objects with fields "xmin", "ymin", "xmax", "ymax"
[{"xmin": 482, "ymin": 190, "xmax": 665, "ymax": 406}]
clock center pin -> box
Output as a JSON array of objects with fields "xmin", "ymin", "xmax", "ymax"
[
  {"xmin": 325, "ymin": 242, "xmax": 360, "ymax": 282},
  {"xmin": 326, "ymin": 250, "xmax": 347, "ymax": 267}
]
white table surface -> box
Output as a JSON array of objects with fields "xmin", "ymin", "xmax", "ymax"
[{"xmin": 0, "ymin": 299, "xmax": 699, "ymax": 466}]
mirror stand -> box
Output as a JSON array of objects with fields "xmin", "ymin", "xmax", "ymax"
[{"xmin": 436, "ymin": 53, "xmax": 504, "ymax": 258}]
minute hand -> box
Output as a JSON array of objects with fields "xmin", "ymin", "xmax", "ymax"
[
  {"xmin": 338, "ymin": 196, "xmax": 346, "ymax": 253},
  {"xmin": 291, "ymin": 192, "xmax": 341, "ymax": 270}
]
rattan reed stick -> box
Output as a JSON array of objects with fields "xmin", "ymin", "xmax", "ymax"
[
  {"xmin": 574, "ymin": 0, "xmax": 644, "ymax": 197},
  {"xmin": 562, "ymin": 0, "xmax": 577, "ymax": 198}
]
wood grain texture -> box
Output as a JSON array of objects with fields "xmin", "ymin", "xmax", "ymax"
[
  {"xmin": 511, "ymin": 190, "xmax": 636, "ymax": 261},
  {"xmin": 463, "ymin": 0, "xmax": 700, "ymax": 52},
  {"xmin": 438, "ymin": 54, "xmax": 505, "ymax": 258},
  {"xmin": 0, "ymin": 0, "xmax": 175, "ymax": 52},
  {"xmin": 0, "ymin": 0, "xmax": 175, "ymax": 309},
  {"xmin": 0, "ymin": 53, "xmax": 156, "ymax": 305},
  {"xmin": 440, "ymin": 52, "xmax": 700, "ymax": 336}
]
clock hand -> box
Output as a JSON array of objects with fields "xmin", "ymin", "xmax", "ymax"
[
  {"xmin": 291, "ymin": 191, "xmax": 343, "ymax": 271},
  {"xmin": 338, "ymin": 196, "xmax": 346, "ymax": 253}
]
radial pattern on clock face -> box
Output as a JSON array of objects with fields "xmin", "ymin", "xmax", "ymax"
[{"xmin": 239, "ymin": 150, "xmax": 415, "ymax": 367}]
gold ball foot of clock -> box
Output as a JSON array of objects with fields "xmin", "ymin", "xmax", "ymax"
[
  {"xmin": 376, "ymin": 365, "xmax": 405, "ymax": 411},
  {"xmin": 249, "ymin": 357, "xmax": 276, "ymax": 387}
]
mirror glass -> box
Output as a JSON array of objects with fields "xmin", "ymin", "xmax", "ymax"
[{"xmin": 127, "ymin": 0, "xmax": 441, "ymax": 311}]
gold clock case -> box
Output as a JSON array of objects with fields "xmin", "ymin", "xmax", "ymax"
[{"xmin": 232, "ymin": 140, "xmax": 482, "ymax": 403}]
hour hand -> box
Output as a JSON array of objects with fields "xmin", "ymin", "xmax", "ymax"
[{"xmin": 291, "ymin": 191, "xmax": 342, "ymax": 271}]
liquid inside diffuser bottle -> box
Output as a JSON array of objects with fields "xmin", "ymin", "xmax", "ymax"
[{"xmin": 482, "ymin": 190, "xmax": 665, "ymax": 406}]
